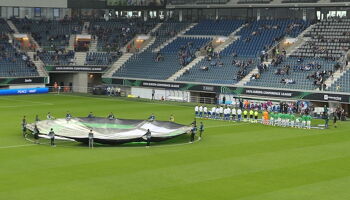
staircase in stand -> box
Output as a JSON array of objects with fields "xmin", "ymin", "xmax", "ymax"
[
  {"xmin": 152, "ymin": 23, "xmax": 198, "ymax": 53},
  {"xmin": 324, "ymin": 63, "xmax": 350, "ymax": 90},
  {"xmin": 82, "ymin": 22, "xmax": 90, "ymax": 34},
  {"xmin": 74, "ymin": 52, "xmax": 87, "ymax": 66},
  {"xmin": 285, "ymin": 23, "xmax": 316, "ymax": 57},
  {"xmin": 167, "ymin": 56, "xmax": 205, "ymax": 81},
  {"xmin": 6, "ymin": 20, "xmax": 19, "ymax": 33},
  {"xmin": 103, "ymin": 53, "xmax": 134, "ymax": 77},
  {"xmin": 89, "ymin": 36, "xmax": 98, "ymax": 52},
  {"xmin": 167, "ymin": 23, "xmax": 246, "ymax": 82},
  {"xmin": 235, "ymin": 62, "xmax": 271, "ymax": 86},
  {"xmin": 27, "ymin": 52, "xmax": 48, "ymax": 77},
  {"xmin": 66, "ymin": 35, "xmax": 76, "ymax": 51},
  {"xmin": 148, "ymin": 23, "xmax": 163, "ymax": 36}
]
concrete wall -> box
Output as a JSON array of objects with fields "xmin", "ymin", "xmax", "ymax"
[
  {"xmin": 131, "ymin": 87, "xmax": 190, "ymax": 101},
  {"xmin": 9, "ymin": 84, "xmax": 46, "ymax": 89},
  {"xmin": 72, "ymin": 72, "xmax": 88, "ymax": 93},
  {"xmin": 49, "ymin": 73, "xmax": 88, "ymax": 93}
]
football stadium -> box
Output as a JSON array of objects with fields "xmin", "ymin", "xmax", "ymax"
[{"xmin": 0, "ymin": 0, "xmax": 350, "ymax": 199}]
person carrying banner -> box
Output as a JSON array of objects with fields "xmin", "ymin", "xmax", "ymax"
[
  {"xmin": 190, "ymin": 125, "xmax": 197, "ymax": 143},
  {"xmin": 199, "ymin": 122, "xmax": 204, "ymax": 140},
  {"xmin": 49, "ymin": 128, "xmax": 55, "ymax": 147},
  {"xmin": 169, "ymin": 114, "xmax": 175, "ymax": 122},
  {"xmin": 22, "ymin": 116, "xmax": 27, "ymax": 137},
  {"xmin": 66, "ymin": 112, "xmax": 72, "ymax": 122},
  {"xmin": 88, "ymin": 129, "xmax": 94, "ymax": 148},
  {"xmin": 47, "ymin": 112, "xmax": 55, "ymax": 120},
  {"xmin": 145, "ymin": 129, "xmax": 151, "ymax": 147},
  {"xmin": 33, "ymin": 124, "xmax": 40, "ymax": 144}
]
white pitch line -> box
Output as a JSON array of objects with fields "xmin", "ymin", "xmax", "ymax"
[
  {"xmin": 0, "ymin": 97, "xmax": 54, "ymax": 106},
  {"xmin": 0, "ymin": 143, "xmax": 35, "ymax": 149},
  {"xmin": 0, "ymin": 104, "xmax": 52, "ymax": 108}
]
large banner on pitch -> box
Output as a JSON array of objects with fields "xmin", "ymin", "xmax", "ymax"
[
  {"xmin": 27, "ymin": 118, "xmax": 191, "ymax": 144},
  {"xmin": 105, "ymin": 78, "xmax": 350, "ymax": 103}
]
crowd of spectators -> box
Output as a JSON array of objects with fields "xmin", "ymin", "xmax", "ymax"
[
  {"xmin": 38, "ymin": 48, "xmax": 75, "ymax": 65},
  {"xmin": 0, "ymin": 34, "xmax": 37, "ymax": 76},
  {"xmin": 178, "ymin": 42, "xmax": 197, "ymax": 66},
  {"xmin": 12, "ymin": 16, "xmax": 82, "ymax": 50},
  {"xmin": 89, "ymin": 19, "xmax": 156, "ymax": 52},
  {"xmin": 233, "ymin": 58, "xmax": 255, "ymax": 81},
  {"xmin": 250, "ymin": 50, "xmax": 340, "ymax": 90}
]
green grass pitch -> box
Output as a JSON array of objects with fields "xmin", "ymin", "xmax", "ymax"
[{"xmin": 0, "ymin": 93, "xmax": 350, "ymax": 200}]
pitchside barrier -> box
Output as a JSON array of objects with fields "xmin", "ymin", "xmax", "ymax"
[
  {"xmin": 0, "ymin": 87, "xmax": 49, "ymax": 96},
  {"xmin": 47, "ymin": 86, "xmax": 94, "ymax": 94}
]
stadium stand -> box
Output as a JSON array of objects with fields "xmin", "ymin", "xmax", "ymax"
[
  {"xmin": 12, "ymin": 18, "xmax": 83, "ymax": 50},
  {"xmin": 85, "ymin": 52, "xmax": 122, "ymax": 66},
  {"xmin": 114, "ymin": 36, "xmax": 211, "ymax": 79},
  {"xmin": 184, "ymin": 20, "xmax": 244, "ymax": 36},
  {"xmin": 38, "ymin": 50, "xmax": 75, "ymax": 66},
  {"xmin": 111, "ymin": 22, "xmax": 190, "ymax": 79},
  {"xmin": 88, "ymin": 19, "xmax": 157, "ymax": 52},
  {"xmin": 245, "ymin": 57, "xmax": 337, "ymax": 90},
  {"xmin": 177, "ymin": 56, "xmax": 258, "ymax": 84},
  {"xmin": 0, "ymin": 19, "xmax": 12, "ymax": 33},
  {"xmin": 177, "ymin": 19, "xmax": 309, "ymax": 84},
  {"xmin": 150, "ymin": 22, "xmax": 191, "ymax": 48},
  {"xmin": 327, "ymin": 67, "xmax": 350, "ymax": 92},
  {"xmin": 0, "ymin": 34, "xmax": 39, "ymax": 77},
  {"xmin": 291, "ymin": 18, "xmax": 350, "ymax": 60},
  {"xmin": 222, "ymin": 19, "xmax": 309, "ymax": 57}
]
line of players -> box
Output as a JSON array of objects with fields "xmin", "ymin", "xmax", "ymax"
[{"xmin": 195, "ymin": 105, "xmax": 313, "ymax": 129}]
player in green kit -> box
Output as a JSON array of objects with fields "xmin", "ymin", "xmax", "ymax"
[
  {"xmin": 281, "ymin": 113, "xmax": 286, "ymax": 127},
  {"xmin": 284, "ymin": 113, "xmax": 289, "ymax": 127},
  {"xmin": 277, "ymin": 113, "xmax": 283, "ymax": 126},
  {"xmin": 269, "ymin": 112, "xmax": 275, "ymax": 126},
  {"xmin": 306, "ymin": 114, "xmax": 312, "ymax": 129},
  {"xmin": 284, "ymin": 113, "xmax": 290, "ymax": 127},
  {"xmin": 290, "ymin": 113, "xmax": 296, "ymax": 127},
  {"xmin": 295, "ymin": 116, "xmax": 302, "ymax": 128},
  {"xmin": 301, "ymin": 114, "xmax": 307, "ymax": 129}
]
